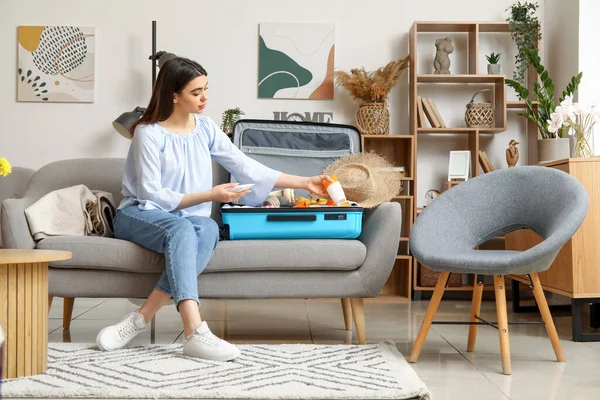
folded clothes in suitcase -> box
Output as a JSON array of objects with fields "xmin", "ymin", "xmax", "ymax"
[{"xmin": 221, "ymin": 120, "xmax": 363, "ymax": 240}]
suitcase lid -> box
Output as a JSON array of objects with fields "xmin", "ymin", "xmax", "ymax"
[
  {"xmin": 230, "ymin": 120, "xmax": 361, "ymax": 199},
  {"xmin": 231, "ymin": 119, "xmax": 361, "ymax": 155}
]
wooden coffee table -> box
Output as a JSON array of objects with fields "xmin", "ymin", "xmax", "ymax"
[{"xmin": 0, "ymin": 249, "xmax": 71, "ymax": 379}]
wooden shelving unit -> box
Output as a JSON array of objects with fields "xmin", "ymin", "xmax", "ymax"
[
  {"xmin": 362, "ymin": 133, "xmax": 415, "ymax": 301},
  {"xmin": 359, "ymin": 21, "xmax": 539, "ymax": 301},
  {"xmin": 409, "ymin": 21, "xmax": 539, "ymax": 297}
]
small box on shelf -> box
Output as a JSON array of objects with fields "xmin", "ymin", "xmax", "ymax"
[
  {"xmin": 418, "ymin": 264, "xmax": 462, "ymax": 287},
  {"xmin": 445, "ymin": 180, "xmax": 462, "ymax": 191}
]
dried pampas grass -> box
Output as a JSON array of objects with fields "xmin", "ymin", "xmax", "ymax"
[{"xmin": 334, "ymin": 56, "xmax": 410, "ymax": 102}]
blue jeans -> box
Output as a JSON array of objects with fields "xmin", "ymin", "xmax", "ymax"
[{"xmin": 113, "ymin": 205, "xmax": 219, "ymax": 307}]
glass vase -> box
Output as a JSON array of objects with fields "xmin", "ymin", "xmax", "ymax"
[{"xmin": 574, "ymin": 125, "xmax": 594, "ymax": 158}]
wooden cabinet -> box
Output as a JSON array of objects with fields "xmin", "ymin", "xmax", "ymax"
[
  {"xmin": 506, "ymin": 157, "xmax": 600, "ymax": 340},
  {"xmin": 506, "ymin": 157, "xmax": 600, "ymax": 298}
]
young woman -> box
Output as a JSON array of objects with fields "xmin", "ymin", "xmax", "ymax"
[{"xmin": 96, "ymin": 57, "xmax": 330, "ymax": 361}]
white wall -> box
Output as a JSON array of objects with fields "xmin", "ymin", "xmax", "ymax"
[
  {"xmin": 544, "ymin": 0, "xmax": 600, "ymax": 156},
  {"xmin": 578, "ymin": 0, "xmax": 600, "ymax": 155},
  {"xmin": 544, "ymin": 0, "xmax": 579, "ymax": 103},
  {"xmin": 544, "ymin": 0, "xmax": 580, "ymax": 155},
  {"xmin": 1, "ymin": 0, "xmax": 545, "ymax": 206}
]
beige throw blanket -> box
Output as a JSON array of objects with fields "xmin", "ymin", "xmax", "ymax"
[{"xmin": 25, "ymin": 184, "xmax": 117, "ymax": 241}]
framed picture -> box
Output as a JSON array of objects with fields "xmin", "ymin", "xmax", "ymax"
[
  {"xmin": 17, "ymin": 25, "xmax": 95, "ymax": 102},
  {"xmin": 448, "ymin": 151, "xmax": 471, "ymax": 181},
  {"xmin": 258, "ymin": 23, "xmax": 334, "ymax": 99}
]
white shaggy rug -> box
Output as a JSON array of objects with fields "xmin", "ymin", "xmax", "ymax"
[{"xmin": 1, "ymin": 341, "xmax": 429, "ymax": 399}]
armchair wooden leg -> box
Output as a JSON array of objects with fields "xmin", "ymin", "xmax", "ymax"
[
  {"xmin": 467, "ymin": 275, "xmax": 484, "ymax": 352},
  {"xmin": 63, "ymin": 297, "xmax": 75, "ymax": 331},
  {"xmin": 530, "ymin": 273, "xmax": 565, "ymax": 362},
  {"xmin": 494, "ymin": 275, "xmax": 511, "ymax": 375},
  {"xmin": 349, "ymin": 298, "xmax": 366, "ymax": 344},
  {"xmin": 410, "ymin": 271, "xmax": 449, "ymax": 363},
  {"xmin": 341, "ymin": 298, "xmax": 353, "ymax": 330},
  {"xmin": 48, "ymin": 296, "xmax": 54, "ymax": 312}
]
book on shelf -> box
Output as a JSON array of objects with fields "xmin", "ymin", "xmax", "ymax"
[
  {"xmin": 478, "ymin": 150, "xmax": 495, "ymax": 173},
  {"xmin": 416, "ymin": 96, "xmax": 426, "ymax": 128},
  {"xmin": 421, "ymin": 97, "xmax": 440, "ymax": 128},
  {"xmin": 427, "ymin": 98, "xmax": 446, "ymax": 128}
]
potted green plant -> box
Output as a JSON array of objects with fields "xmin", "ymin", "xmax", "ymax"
[
  {"xmin": 506, "ymin": 1, "xmax": 542, "ymax": 87},
  {"xmin": 506, "ymin": 49, "xmax": 583, "ymax": 162},
  {"xmin": 220, "ymin": 107, "xmax": 245, "ymax": 136},
  {"xmin": 486, "ymin": 52, "xmax": 502, "ymax": 74}
]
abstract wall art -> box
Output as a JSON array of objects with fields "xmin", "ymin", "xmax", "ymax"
[
  {"xmin": 17, "ymin": 25, "xmax": 95, "ymax": 103},
  {"xmin": 258, "ymin": 23, "xmax": 334, "ymax": 100}
]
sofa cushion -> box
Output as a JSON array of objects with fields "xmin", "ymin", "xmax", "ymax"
[
  {"xmin": 38, "ymin": 236, "xmax": 164, "ymax": 273},
  {"xmin": 37, "ymin": 236, "xmax": 367, "ymax": 273},
  {"xmin": 208, "ymin": 240, "xmax": 366, "ymax": 272}
]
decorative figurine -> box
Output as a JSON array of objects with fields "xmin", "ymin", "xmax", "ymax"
[
  {"xmin": 434, "ymin": 37, "xmax": 454, "ymax": 74},
  {"xmin": 506, "ymin": 139, "xmax": 520, "ymax": 168}
]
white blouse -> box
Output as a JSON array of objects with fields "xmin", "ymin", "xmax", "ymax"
[{"xmin": 119, "ymin": 115, "xmax": 281, "ymax": 217}]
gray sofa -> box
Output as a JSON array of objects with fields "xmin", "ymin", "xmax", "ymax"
[
  {"xmin": 1, "ymin": 158, "xmax": 401, "ymax": 343},
  {"xmin": 0, "ymin": 166, "xmax": 36, "ymax": 248}
]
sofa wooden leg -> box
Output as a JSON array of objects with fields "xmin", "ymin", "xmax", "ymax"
[
  {"xmin": 494, "ymin": 275, "xmax": 511, "ymax": 375},
  {"xmin": 63, "ymin": 297, "xmax": 75, "ymax": 331},
  {"xmin": 410, "ymin": 271, "xmax": 449, "ymax": 363},
  {"xmin": 467, "ymin": 275, "xmax": 484, "ymax": 352},
  {"xmin": 350, "ymin": 298, "xmax": 366, "ymax": 344},
  {"xmin": 530, "ymin": 273, "xmax": 565, "ymax": 362},
  {"xmin": 341, "ymin": 298, "xmax": 353, "ymax": 330},
  {"xmin": 48, "ymin": 296, "xmax": 54, "ymax": 313}
]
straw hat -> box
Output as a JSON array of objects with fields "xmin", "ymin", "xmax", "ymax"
[{"xmin": 320, "ymin": 152, "xmax": 403, "ymax": 208}]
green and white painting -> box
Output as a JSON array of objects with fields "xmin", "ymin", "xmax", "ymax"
[{"xmin": 258, "ymin": 23, "xmax": 335, "ymax": 100}]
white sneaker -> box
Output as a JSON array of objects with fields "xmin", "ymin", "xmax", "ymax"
[
  {"xmin": 183, "ymin": 321, "xmax": 240, "ymax": 361},
  {"xmin": 96, "ymin": 311, "xmax": 147, "ymax": 351}
]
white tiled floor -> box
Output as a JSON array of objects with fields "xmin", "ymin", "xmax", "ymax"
[{"xmin": 44, "ymin": 296, "xmax": 600, "ymax": 399}]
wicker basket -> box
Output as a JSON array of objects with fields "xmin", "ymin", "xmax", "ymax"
[
  {"xmin": 419, "ymin": 265, "xmax": 462, "ymax": 287},
  {"xmin": 465, "ymin": 89, "xmax": 494, "ymax": 128},
  {"xmin": 355, "ymin": 101, "xmax": 390, "ymax": 135}
]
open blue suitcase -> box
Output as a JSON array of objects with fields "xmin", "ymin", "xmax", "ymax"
[{"xmin": 221, "ymin": 120, "xmax": 363, "ymax": 240}]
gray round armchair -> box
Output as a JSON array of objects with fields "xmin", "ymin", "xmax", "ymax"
[{"xmin": 409, "ymin": 166, "xmax": 589, "ymax": 375}]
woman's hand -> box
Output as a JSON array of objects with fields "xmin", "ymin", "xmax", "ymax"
[
  {"xmin": 210, "ymin": 183, "xmax": 252, "ymax": 203},
  {"xmin": 306, "ymin": 175, "xmax": 331, "ymax": 197}
]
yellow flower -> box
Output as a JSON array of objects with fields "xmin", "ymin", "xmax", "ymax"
[{"xmin": 0, "ymin": 157, "xmax": 12, "ymax": 177}]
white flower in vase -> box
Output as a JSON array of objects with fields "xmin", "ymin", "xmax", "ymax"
[
  {"xmin": 560, "ymin": 94, "xmax": 576, "ymax": 123},
  {"xmin": 549, "ymin": 93, "xmax": 597, "ymax": 157},
  {"xmin": 547, "ymin": 111, "xmax": 564, "ymax": 137}
]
